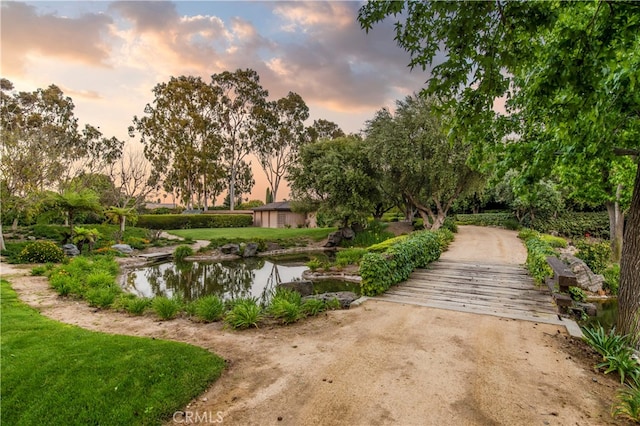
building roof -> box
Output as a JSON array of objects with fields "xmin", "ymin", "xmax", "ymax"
[{"xmin": 252, "ymin": 201, "xmax": 293, "ymax": 211}]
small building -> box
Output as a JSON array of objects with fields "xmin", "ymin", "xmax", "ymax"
[{"xmin": 252, "ymin": 201, "xmax": 316, "ymax": 228}]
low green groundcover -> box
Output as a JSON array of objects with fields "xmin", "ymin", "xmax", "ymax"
[{"xmin": 0, "ymin": 280, "xmax": 225, "ymax": 425}]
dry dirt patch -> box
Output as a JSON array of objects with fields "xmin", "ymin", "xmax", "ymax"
[{"xmin": 0, "ymin": 226, "xmax": 632, "ymax": 425}]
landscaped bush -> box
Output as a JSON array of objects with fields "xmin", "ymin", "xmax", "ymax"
[
  {"xmin": 174, "ymin": 245, "xmax": 194, "ymax": 261},
  {"xmin": 575, "ymin": 239, "xmax": 611, "ymax": 274},
  {"xmin": 582, "ymin": 324, "xmax": 640, "ymax": 386},
  {"xmin": 540, "ymin": 234, "xmax": 568, "ymax": 248},
  {"xmin": 603, "ymin": 264, "xmax": 621, "ymax": 295},
  {"xmin": 335, "ymin": 248, "xmax": 368, "ymax": 266},
  {"xmin": 456, "ymin": 212, "xmax": 517, "ymax": 228},
  {"xmin": 341, "ymin": 221, "xmax": 394, "ymax": 248},
  {"xmin": 224, "ymin": 298, "xmax": 262, "ymax": 329},
  {"xmin": 301, "ymin": 298, "xmax": 326, "ymax": 316},
  {"xmin": 19, "ymin": 240, "xmax": 65, "ymax": 263},
  {"xmin": 359, "ymin": 230, "xmax": 443, "ymax": 296},
  {"xmin": 612, "ymin": 383, "xmax": 640, "ymax": 423},
  {"xmin": 191, "ymin": 295, "xmax": 225, "ymax": 322},
  {"xmin": 521, "ymin": 233, "xmax": 556, "ymax": 285},
  {"xmin": 367, "ymin": 235, "xmax": 409, "ymax": 252},
  {"xmin": 269, "ymin": 289, "xmax": 304, "ymax": 325},
  {"xmin": 529, "ymin": 211, "xmax": 609, "ymax": 239},
  {"xmin": 152, "ymin": 296, "xmax": 182, "ymax": 320},
  {"xmin": 48, "ymin": 256, "xmax": 119, "ymax": 299},
  {"xmin": 136, "ymin": 214, "xmax": 252, "ymax": 230}
]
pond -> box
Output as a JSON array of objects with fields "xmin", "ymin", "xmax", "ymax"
[
  {"xmin": 581, "ymin": 299, "xmax": 618, "ymax": 331},
  {"xmin": 122, "ymin": 254, "xmax": 359, "ymax": 304}
]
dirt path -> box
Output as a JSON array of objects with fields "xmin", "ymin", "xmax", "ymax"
[{"xmin": 1, "ymin": 226, "xmax": 630, "ymax": 425}]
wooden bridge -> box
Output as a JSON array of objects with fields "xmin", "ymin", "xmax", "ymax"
[{"xmin": 376, "ymin": 259, "xmax": 565, "ymax": 326}]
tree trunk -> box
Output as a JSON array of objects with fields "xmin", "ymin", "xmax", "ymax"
[
  {"xmin": 617, "ymin": 165, "xmax": 640, "ymax": 349},
  {"xmin": 0, "ymin": 222, "xmax": 5, "ymax": 251},
  {"xmin": 229, "ymin": 168, "xmax": 236, "ymax": 211},
  {"xmin": 120, "ymin": 216, "xmax": 126, "ymax": 234},
  {"xmin": 605, "ymin": 184, "xmax": 624, "ymax": 263},
  {"xmin": 12, "ymin": 217, "xmax": 18, "ymax": 231}
]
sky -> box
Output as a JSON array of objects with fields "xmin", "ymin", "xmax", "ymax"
[{"xmin": 1, "ymin": 0, "xmax": 431, "ymax": 203}]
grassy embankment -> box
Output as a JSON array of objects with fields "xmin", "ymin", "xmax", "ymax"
[
  {"xmin": 168, "ymin": 226, "xmax": 336, "ymax": 241},
  {"xmin": 1, "ymin": 280, "xmax": 225, "ymax": 425}
]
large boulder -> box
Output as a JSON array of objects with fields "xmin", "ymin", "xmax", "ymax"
[
  {"xmin": 62, "ymin": 244, "xmax": 80, "ymax": 257},
  {"xmin": 242, "ymin": 242, "xmax": 259, "ymax": 258},
  {"xmin": 560, "ymin": 254, "xmax": 604, "ymax": 293},
  {"xmin": 303, "ymin": 291, "xmax": 359, "ymax": 309},
  {"xmin": 324, "ymin": 231, "xmax": 342, "ymax": 247},
  {"xmin": 341, "ymin": 227, "xmax": 355, "ymax": 240},
  {"xmin": 220, "ymin": 243, "xmax": 240, "ymax": 255},
  {"xmin": 278, "ymin": 280, "xmax": 314, "ymax": 297},
  {"xmin": 111, "ymin": 244, "xmax": 133, "ymax": 254}
]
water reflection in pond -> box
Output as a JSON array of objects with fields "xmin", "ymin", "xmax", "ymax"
[
  {"xmin": 123, "ymin": 253, "xmax": 357, "ymax": 304},
  {"xmin": 124, "ymin": 258, "xmax": 309, "ymax": 303},
  {"xmin": 582, "ymin": 299, "xmax": 618, "ymax": 331}
]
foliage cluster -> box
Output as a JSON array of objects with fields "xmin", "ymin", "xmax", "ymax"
[
  {"xmin": 519, "ymin": 231, "xmax": 555, "ymax": 285},
  {"xmin": 19, "ymin": 240, "xmax": 65, "ymax": 263},
  {"xmin": 603, "ymin": 265, "xmax": 621, "ymax": 296},
  {"xmin": 335, "ymin": 248, "xmax": 368, "ymax": 267},
  {"xmin": 582, "ymin": 324, "xmax": 640, "ymax": 387},
  {"xmin": 137, "ymin": 214, "xmax": 252, "ymax": 230},
  {"xmin": 528, "ymin": 212, "xmax": 610, "ymax": 239},
  {"xmin": 539, "ymin": 234, "xmax": 568, "ymax": 248},
  {"xmin": 341, "ymin": 222, "xmax": 395, "ymax": 248},
  {"xmin": 48, "ymin": 256, "xmax": 120, "ymax": 306},
  {"xmin": 359, "ymin": 230, "xmax": 451, "ymax": 296},
  {"xmin": 1, "ymin": 280, "xmax": 224, "ymax": 426},
  {"xmin": 575, "ymin": 240, "xmax": 612, "ymax": 275},
  {"xmin": 568, "ymin": 286, "xmax": 587, "ymax": 303},
  {"xmin": 174, "ymin": 245, "xmax": 194, "ymax": 261},
  {"xmin": 456, "ymin": 213, "xmax": 518, "ymax": 229}
]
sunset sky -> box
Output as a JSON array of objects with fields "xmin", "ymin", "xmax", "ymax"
[{"xmin": 1, "ymin": 1, "xmax": 431, "ymax": 202}]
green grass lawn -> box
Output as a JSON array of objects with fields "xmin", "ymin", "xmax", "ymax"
[
  {"xmin": 1, "ymin": 280, "xmax": 225, "ymax": 425},
  {"xmin": 167, "ymin": 226, "xmax": 336, "ymax": 241}
]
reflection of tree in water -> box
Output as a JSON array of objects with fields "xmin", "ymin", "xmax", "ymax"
[
  {"xmin": 157, "ymin": 259, "xmax": 265, "ymax": 302},
  {"xmin": 260, "ymin": 263, "xmax": 283, "ymax": 305}
]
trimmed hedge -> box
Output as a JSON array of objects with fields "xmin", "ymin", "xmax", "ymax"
[
  {"xmin": 136, "ymin": 214, "xmax": 252, "ymax": 230},
  {"xmin": 528, "ymin": 212, "xmax": 609, "ymax": 239},
  {"xmin": 359, "ymin": 229, "xmax": 451, "ymax": 296},
  {"xmin": 518, "ymin": 229, "xmax": 556, "ymax": 285},
  {"xmin": 456, "ymin": 213, "xmax": 518, "ymax": 228}
]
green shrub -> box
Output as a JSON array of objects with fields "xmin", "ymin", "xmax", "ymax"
[
  {"xmin": 540, "ymin": 234, "xmax": 568, "ymax": 248},
  {"xmin": 301, "ymin": 298, "xmax": 326, "ymax": 316},
  {"xmin": 19, "ymin": 241, "xmax": 65, "ymax": 263},
  {"xmin": 518, "ymin": 228, "xmax": 539, "ymax": 241},
  {"xmin": 152, "ymin": 296, "xmax": 182, "ymax": 320},
  {"xmin": 456, "ymin": 213, "xmax": 517, "ymax": 228},
  {"xmin": 174, "ymin": 245, "xmax": 194, "ymax": 261},
  {"xmin": 568, "ymin": 286, "xmax": 587, "ymax": 302},
  {"xmin": 524, "ymin": 236, "xmax": 556, "ymax": 284},
  {"xmin": 603, "ymin": 264, "xmax": 620, "ymax": 295},
  {"xmin": 612, "ymin": 383, "xmax": 640, "ymax": 423},
  {"xmin": 336, "ymin": 248, "xmax": 368, "ymax": 266},
  {"xmin": 342, "ymin": 221, "xmax": 394, "ymax": 248},
  {"xmin": 360, "ymin": 230, "xmax": 442, "ymax": 296},
  {"xmin": 192, "ymin": 295, "xmax": 225, "ymax": 322},
  {"xmin": 30, "ymin": 224, "xmax": 68, "ymax": 242},
  {"xmin": 125, "ymin": 297, "xmax": 151, "ymax": 315},
  {"xmin": 367, "ymin": 235, "xmax": 409, "ymax": 252},
  {"xmin": 123, "ymin": 236, "xmax": 148, "ymax": 250},
  {"xmin": 85, "ymin": 286, "xmax": 121, "ymax": 308},
  {"xmin": 49, "ymin": 273, "xmax": 81, "ymax": 296},
  {"xmin": 269, "ymin": 298, "xmax": 304, "ymax": 324},
  {"xmin": 530, "ymin": 211, "xmax": 609, "ymax": 239},
  {"xmin": 306, "ymin": 257, "xmax": 322, "ymax": 272},
  {"xmin": 582, "ymin": 324, "xmax": 640, "ymax": 385},
  {"xmin": 137, "ymin": 214, "xmax": 252, "ymax": 230},
  {"xmin": 442, "ymin": 217, "xmax": 458, "ymax": 233},
  {"xmin": 435, "ymin": 228, "xmax": 455, "ymax": 250},
  {"xmin": 30, "ymin": 265, "xmax": 48, "ymax": 276},
  {"xmin": 224, "ymin": 298, "xmax": 262, "ymax": 329},
  {"xmin": 325, "ymin": 297, "xmax": 342, "ymax": 310},
  {"xmin": 575, "ymin": 240, "xmax": 611, "ymax": 274},
  {"xmin": 86, "ymin": 271, "xmax": 116, "ymax": 289}
]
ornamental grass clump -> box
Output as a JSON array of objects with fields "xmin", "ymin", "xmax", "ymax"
[
  {"xmin": 269, "ymin": 288, "xmax": 304, "ymax": 324},
  {"xmin": 192, "ymin": 295, "xmax": 225, "ymax": 322},
  {"xmin": 152, "ymin": 296, "xmax": 182, "ymax": 320},
  {"xmin": 174, "ymin": 245, "xmax": 194, "ymax": 261},
  {"xmin": 224, "ymin": 298, "xmax": 262, "ymax": 329}
]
